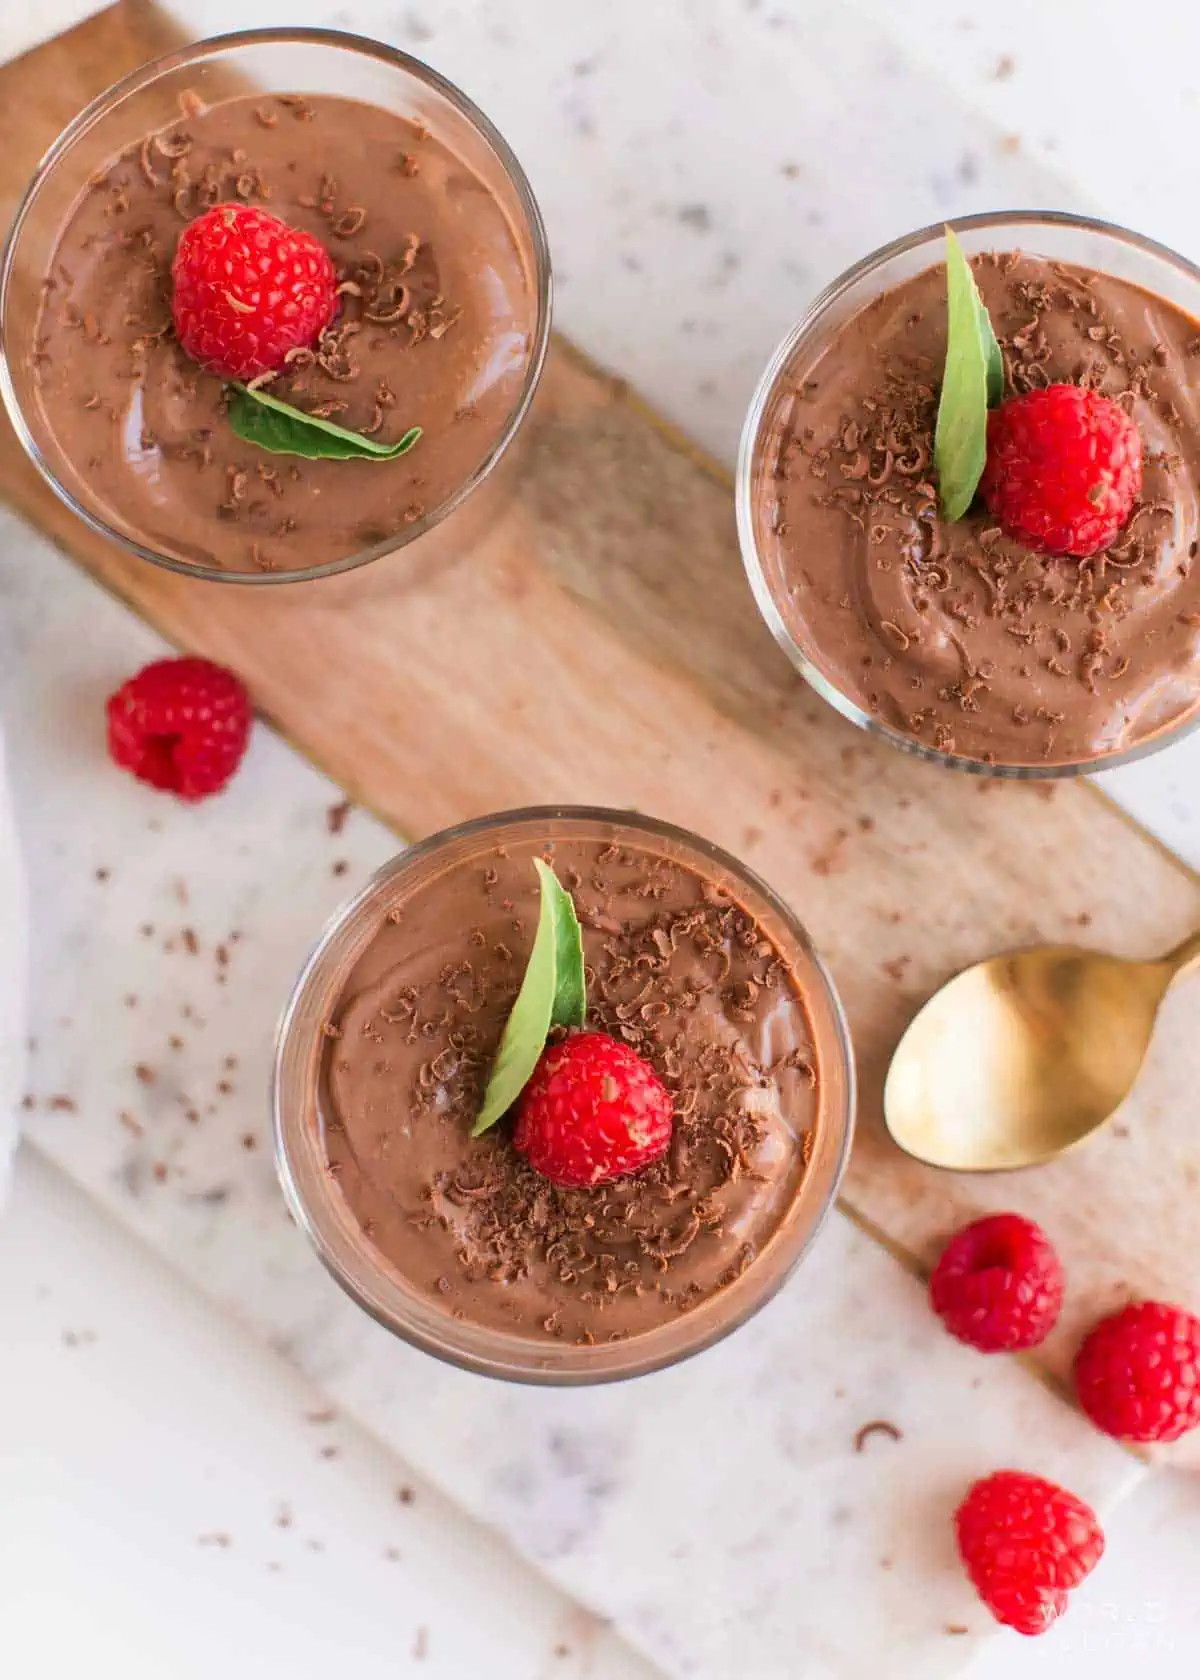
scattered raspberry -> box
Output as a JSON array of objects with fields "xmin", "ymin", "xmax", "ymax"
[
  {"xmin": 930, "ymin": 1213, "xmax": 1064, "ymax": 1353},
  {"xmin": 513, "ymin": 1031, "xmax": 674, "ymax": 1187},
  {"xmin": 106, "ymin": 656, "xmax": 252, "ymax": 801},
  {"xmin": 979, "ymin": 384, "xmax": 1142, "ymax": 558},
  {"xmin": 1074, "ymin": 1299, "xmax": 1200, "ymax": 1443},
  {"xmin": 171, "ymin": 204, "xmax": 338, "ymax": 381},
  {"xmin": 955, "ymin": 1470, "xmax": 1104, "ymax": 1637}
]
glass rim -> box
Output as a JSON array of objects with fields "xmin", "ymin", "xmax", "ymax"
[
  {"xmin": 735, "ymin": 208, "xmax": 1200, "ymax": 781},
  {"xmin": 271, "ymin": 804, "xmax": 857, "ymax": 1385},
  {"xmin": 0, "ymin": 26, "xmax": 553, "ymax": 587}
]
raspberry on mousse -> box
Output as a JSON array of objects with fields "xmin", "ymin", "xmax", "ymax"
[
  {"xmin": 513, "ymin": 1031, "xmax": 675, "ymax": 1188},
  {"xmin": 980, "ymin": 384, "xmax": 1143, "ymax": 559},
  {"xmin": 171, "ymin": 203, "xmax": 338, "ymax": 380}
]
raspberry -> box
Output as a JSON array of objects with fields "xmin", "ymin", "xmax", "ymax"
[
  {"xmin": 106, "ymin": 656, "xmax": 252, "ymax": 800},
  {"xmin": 1074, "ymin": 1300, "xmax": 1200, "ymax": 1443},
  {"xmin": 979, "ymin": 384, "xmax": 1142, "ymax": 558},
  {"xmin": 513, "ymin": 1031, "xmax": 674, "ymax": 1187},
  {"xmin": 955, "ymin": 1470, "xmax": 1104, "ymax": 1636},
  {"xmin": 171, "ymin": 204, "xmax": 338, "ymax": 381},
  {"xmin": 929, "ymin": 1213, "xmax": 1064, "ymax": 1353}
]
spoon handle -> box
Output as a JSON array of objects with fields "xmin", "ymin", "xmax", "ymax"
[{"xmin": 1165, "ymin": 930, "xmax": 1200, "ymax": 978}]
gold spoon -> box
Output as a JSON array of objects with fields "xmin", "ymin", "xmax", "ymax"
[{"xmin": 884, "ymin": 932, "xmax": 1200, "ymax": 1171}]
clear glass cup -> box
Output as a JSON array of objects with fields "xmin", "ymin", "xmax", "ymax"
[
  {"xmin": 0, "ymin": 28, "xmax": 551, "ymax": 586},
  {"xmin": 273, "ymin": 807, "xmax": 855, "ymax": 1384},
  {"xmin": 737, "ymin": 211, "xmax": 1200, "ymax": 778}
]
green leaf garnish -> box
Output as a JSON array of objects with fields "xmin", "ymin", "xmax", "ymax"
[
  {"xmin": 227, "ymin": 383, "xmax": 422, "ymax": 462},
  {"xmin": 471, "ymin": 859, "xmax": 587, "ymax": 1137},
  {"xmin": 544, "ymin": 862, "xmax": 587, "ymax": 1031},
  {"xmin": 934, "ymin": 226, "xmax": 1003, "ymax": 521},
  {"xmin": 975, "ymin": 284, "xmax": 1004, "ymax": 410}
]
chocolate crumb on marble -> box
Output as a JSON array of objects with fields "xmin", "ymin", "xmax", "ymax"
[{"xmin": 853, "ymin": 1419, "xmax": 903, "ymax": 1453}]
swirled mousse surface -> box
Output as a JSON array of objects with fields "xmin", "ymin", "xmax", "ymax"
[
  {"xmin": 31, "ymin": 92, "xmax": 535, "ymax": 573},
  {"xmin": 321, "ymin": 833, "xmax": 821, "ymax": 1345},
  {"xmin": 757, "ymin": 254, "xmax": 1200, "ymax": 766}
]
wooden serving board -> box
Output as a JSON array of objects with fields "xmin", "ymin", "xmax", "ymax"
[{"xmin": 5, "ymin": 3, "xmax": 1200, "ymax": 1449}]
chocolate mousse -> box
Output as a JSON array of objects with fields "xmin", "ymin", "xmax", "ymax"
[
  {"xmin": 30, "ymin": 91, "xmax": 539, "ymax": 573},
  {"xmin": 320, "ymin": 825, "xmax": 827, "ymax": 1347},
  {"xmin": 754, "ymin": 253, "xmax": 1200, "ymax": 766}
]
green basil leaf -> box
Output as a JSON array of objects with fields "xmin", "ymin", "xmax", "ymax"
[
  {"xmin": 471, "ymin": 859, "xmax": 587, "ymax": 1135},
  {"xmin": 227, "ymin": 383, "xmax": 422, "ymax": 462},
  {"xmin": 935, "ymin": 227, "xmax": 1000, "ymax": 521},
  {"xmin": 976, "ymin": 288, "xmax": 1004, "ymax": 409},
  {"xmin": 540, "ymin": 859, "xmax": 587, "ymax": 1029}
]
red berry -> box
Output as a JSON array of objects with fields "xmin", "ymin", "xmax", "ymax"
[
  {"xmin": 171, "ymin": 204, "xmax": 338, "ymax": 380},
  {"xmin": 513, "ymin": 1031, "xmax": 674, "ymax": 1187},
  {"xmin": 979, "ymin": 384, "xmax": 1142, "ymax": 558},
  {"xmin": 1074, "ymin": 1300, "xmax": 1200, "ymax": 1443},
  {"xmin": 955, "ymin": 1470, "xmax": 1104, "ymax": 1637},
  {"xmin": 930, "ymin": 1213, "xmax": 1064, "ymax": 1353},
  {"xmin": 106, "ymin": 656, "xmax": 252, "ymax": 801}
]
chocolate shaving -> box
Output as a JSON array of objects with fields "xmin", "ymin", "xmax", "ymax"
[{"xmin": 854, "ymin": 1419, "xmax": 903, "ymax": 1453}]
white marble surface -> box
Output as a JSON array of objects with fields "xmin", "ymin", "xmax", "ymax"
[
  {"xmin": 0, "ymin": 730, "xmax": 26, "ymax": 1200},
  {"xmin": 5, "ymin": 0, "xmax": 1200, "ymax": 1675},
  {"xmin": 0, "ymin": 1146, "xmax": 653, "ymax": 1680},
  {"xmin": 3, "ymin": 1154, "xmax": 1196, "ymax": 1680},
  {"xmin": 0, "ymin": 0, "xmax": 99, "ymax": 67}
]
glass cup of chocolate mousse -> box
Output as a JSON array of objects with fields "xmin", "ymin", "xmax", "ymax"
[
  {"xmin": 274, "ymin": 808, "xmax": 854, "ymax": 1384},
  {"xmin": 0, "ymin": 28, "xmax": 550, "ymax": 585},
  {"xmin": 738, "ymin": 212, "xmax": 1200, "ymax": 776}
]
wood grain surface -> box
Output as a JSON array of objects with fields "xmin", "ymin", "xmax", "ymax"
[{"xmin": 4, "ymin": 3, "xmax": 1199, "ymax": 1450}]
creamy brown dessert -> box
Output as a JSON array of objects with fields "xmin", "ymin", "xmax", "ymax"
[
  {"xmin": 320, "ymin": 826, "xmax": 824, "ymax": 1346},
  {"xmin": 756, "ymin": 254, "xmax": 1200, "ymax": 766},
  {"xmin": 30, "ymin": 91, "xmax": 537, "ymax": 573}
]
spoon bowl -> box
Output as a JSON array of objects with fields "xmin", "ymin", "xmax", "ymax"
[{"xmin": 884, "ymin": 933, "xmax": 1200, "ymax": 1172}]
